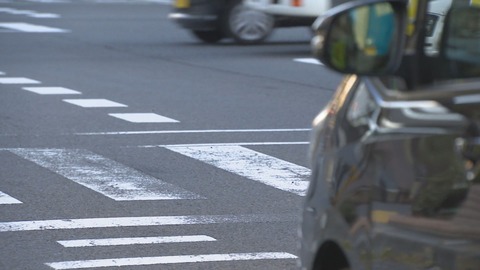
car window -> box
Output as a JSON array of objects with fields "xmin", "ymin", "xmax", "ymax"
[{"xmin": 417, "ymin": 0, "xmax": 480, "ymax": 85}]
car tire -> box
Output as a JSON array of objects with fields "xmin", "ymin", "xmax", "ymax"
[
  {"xmin": 223, "ymin": 0, "xmax": 274, "ymax": 44},
  {"xmin": 191, "ymin": 30, "xmax": 224, "ymax": 43}
]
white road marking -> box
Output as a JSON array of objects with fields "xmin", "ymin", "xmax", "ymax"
[
  {"xmin": 57, "ymin": 235, "xmax": 216, "ymax": 247},
  {"xmin": 0, "ymin": 8, "xmax": 60, "ymax": 18},
  {"xmin": 0, "ymin": 77, "xmax": 41, "ymax": 84},
  {"xmin": 141, "ymin": 142, "xmax": 309, "ymax": 148},
  {"xmin": 76, "ymin": 128, "xmax": 310, "ymax": 136},
  {"xmin": 45, "ymin": 252, "xmax": 297, "ymax": 269},
  {"xmin": 0, "ymin": 214, "xmax": 293, "ymax": 232},
  {"xmin": 0, "ymin": 71, "xmax": 5, "ymax": 75},
  {"xmin": 8, "ymin": 148, "xmax": 202, "ymax": 201},
  {"xmin": 294, "ymin": 58, "xmax": 323, "ymax": 65},
  {"xmin": 22, "ymin": 87, "xmax": 81, "ymax": 95},
  {"xmin": 109, "ymin": 113, "xmax": 179, "ymax": 123},
  {"xmin": 164, "ymin": 145, "xmax": 309, "ymax": 196},
  {"xmin": 0, "ymin": 22, "xmax": 68, "ymax": 32},
  {"xmin": 0, "ymin": 191, "xmax": 22, "ymax": 204},
  {"xmin": 63, "ymin": 98, "xmax": 127, "ymax": 108}
]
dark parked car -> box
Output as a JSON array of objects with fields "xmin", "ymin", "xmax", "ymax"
[
  {"xmin": 299, "ymin": 0, "xmax": 480, "ymax": 269},
  {"xmin": 168, "ymin": 0, "xmax": 275, "ymax": 44}
]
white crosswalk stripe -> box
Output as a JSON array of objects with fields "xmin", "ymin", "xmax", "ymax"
[
  {"xmin": 7, "ymin": 148, "xmax": 203, "ymax": 201},
  {"xmin": 46, "ymin": 252, "xmax": 297, "ymax": 269},
  {"xmin": 0, "ymin": 191, "xmax": 22, "ymax": 204},
  {"xmin": 57, "ymin": 235, "xmax": 217, "ymax": 247},
  {"xmin": 165, "ymin": 145, "xmax": 310, "ymax": 196}
]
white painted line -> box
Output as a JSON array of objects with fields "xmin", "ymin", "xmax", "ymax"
[
  {"xmin": 109, "ymin": 113, "xmax": 179, "ymax": 123},
  {"xmin": 23, "ymin": 87, "xmax": 81, "ymax": 95},
  {"xmin": 164, "ymin": 145, "xmax": 309, "ymax": 196},
  {"xmin": 57, "ymin": 235, "xmax": 216, "ymax": 247},
  {"xmin": 0, "ymin": 71, "xmax": 5, "ymax": 75},
  {"xmin": 8, "ymin": 148, "xmax": 202, "ymax": 201},
  {"xmin": 294, "ymin": 58, "xmax": 323, "ymax": 65},
  {"xmin": 46, "ymin": 252, "xmax": 297, "ymax": 269},
  {"xmin": 0, "ymin": 191, "xmax": 22, "ymax": 204},
  {"xmin": 0, "ymin": 77, "xmax": 41, "ymax": 84},
  {"xmin": 0, "ymin": 214, "xmax": 293, "ymax": 232},
  {"xmin": 76, "ymin": 128, "xmax": 310, "ymax": 136},
  {"xmin": 140, "ymin": 142, "xmax": 309, "ymax": 148},
  {"xmin": 63, "ymin": 99, "xmax": 127, "ymax": 108},
  {"xmin": 0, "ymin": 22, "xmax": 68, "ymax": 33},
  {"xmin": 29, "ymin": 13, "xmax": 60, "ymax": 19}
]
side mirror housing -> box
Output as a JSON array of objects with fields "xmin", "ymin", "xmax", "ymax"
[{"xmin": 311, "ymin": 0, "xmax": 408, "ymax": 75}]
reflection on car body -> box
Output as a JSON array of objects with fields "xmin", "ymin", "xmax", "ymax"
[{"xmin": 299, "ymin": 0, "xmax": 480, "ymax": 269}]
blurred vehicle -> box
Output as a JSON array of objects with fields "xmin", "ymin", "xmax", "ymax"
[
  {"xmin": 243, "ymin": 0, "xmax": 332, "ymax": 28},
  {"xmin": 425, "ymin": 0, "xmax": 453, "ymax": 55},
  {"xmin": 299, "ymin": 0, "xmax": 480, "ymax": 269},
  {"xmin": 168, "ymin": 0, "xmax": 274, "ymax": 44}
]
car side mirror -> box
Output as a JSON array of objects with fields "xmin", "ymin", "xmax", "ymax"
[{"xmin": 311, "ymin": 0, "xmax": 407, "ymax": 75}]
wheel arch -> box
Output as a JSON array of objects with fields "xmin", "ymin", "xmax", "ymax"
[{"xmin": 312, "ymin": 240, "xmax": 350, "ymax": 270}]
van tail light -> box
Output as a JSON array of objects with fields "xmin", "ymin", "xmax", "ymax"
[{"xmin": 291, "ymin": 0, "xmax": 302, "ymax": 7}]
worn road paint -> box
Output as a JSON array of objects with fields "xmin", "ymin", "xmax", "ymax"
[
  {"xmin": 0, "ymin": 214, "xmax": 295, "ymax": 232},
  {"xmin": 57, "ymin": 235, "xmax": 216, "ymax": 247},
  {"xmin": 8, "ymin": 148, "xmax": 202, "ymax": 201},
  {"xmin": 45, "ymin": 252, "xmax": 297, "ymax": 269},
  {"xmin": 76, "ymin": 128, "xmax": 310, "ymax": 136},
  {"xmin": 164, "ymin": 145, "xmax": 309, "ymax": 196}
]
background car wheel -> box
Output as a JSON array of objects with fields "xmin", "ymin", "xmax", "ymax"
[
  {"xmin": 191, "ymin": 30, "xmax": 224, "ymax": 43},
  {"xmin": 224, "ymin": 0, "xmax": 274, "ymax": 44}
]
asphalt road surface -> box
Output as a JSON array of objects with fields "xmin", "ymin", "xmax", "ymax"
[{"xmin": 0, "ymin": 1, "xmax": 342, "ymax": 269}]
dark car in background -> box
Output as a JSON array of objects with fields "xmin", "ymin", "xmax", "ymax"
[
  {"xmin": 168, "ymin": 0, "xmax": 275, "ymax": 44},
  {"xmin": 299, "ymin": 0, "xmax": 480, "ymax": 269}
]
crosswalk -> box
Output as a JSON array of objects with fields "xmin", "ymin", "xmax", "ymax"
[
  {"xmin": 2, "ymin": 145, "xmax": 309, "ymax": 202},
  {"xmin": 0, "ymin": 146, "xmax": 307, "ymax": 268}
]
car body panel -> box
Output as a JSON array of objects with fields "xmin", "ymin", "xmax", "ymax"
[
  {"xmin": 300, "ymin": 73, "xmax": 480, "ymax": 269},
  {"xmin": 244, "ymin": 0, "xmax": 331, "ymax": 18}
]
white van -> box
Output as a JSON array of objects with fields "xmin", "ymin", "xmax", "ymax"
[{"xmin": 243, "ymin": 0, "xmax": 331, "ymax": 27}]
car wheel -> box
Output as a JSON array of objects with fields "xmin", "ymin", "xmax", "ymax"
[
  {"xmin": 224, "ymin": 0, "xmax": 274, "ymax": 44},
  {"xmin": 191, "ymin": 30, "xmax": 224, "ymax": 43}
]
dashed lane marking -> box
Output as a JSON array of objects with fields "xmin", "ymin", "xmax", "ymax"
[
  {"xmin": 164, "ymin": 145, "xmax": 309, "ymax": 196},
  {"xmin": 45, "ymin": 252, "xmax": 297, "ymax": 269},
  {"xmin": 0, "ymin": 22, "xmax": 68, "ymax": 33},
  {"xmin": 0, "ymin": 8, "xmax": 60, "ymax": 18},
  {"xmin": 0, "ymin": 77, "xmax": 41, "ymax": 84},
  {"xmin": 23, "ymin": 87, "xmax": 81, "ymax": 95},
  {"xmin": 63, "ymin": 98, "xmax": 127, "ymax": 108},
  {"xmin": 8, "ymin": 148, "xmax": 203, "ymax": 201},
  {"xmin": 294, "ymin": 58, "xmax": 323, "ymax": 65},
  {"xmin": 109, "ymin": 113, "xmax": 179, "ymax": 123}
]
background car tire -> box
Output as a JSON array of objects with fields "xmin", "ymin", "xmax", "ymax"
[
  {"xmin": 224, "ymin": 0, "xmax": 274, "ymax": 44},
  {"xmin": 191, "ymin": 30, "xmax": 224, "ymax": 43}
]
